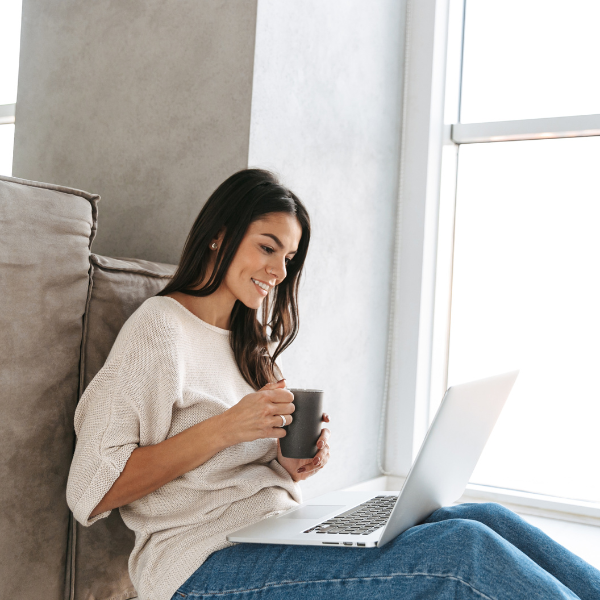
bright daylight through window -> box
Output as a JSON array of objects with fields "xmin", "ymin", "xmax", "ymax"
[
  {"xmin": 443, "ymin": 0, "xmax": 600, "ymax": 504},
  {"xmin": 0, "ymin": 0, "xmax": 22, "ymax": 177}
]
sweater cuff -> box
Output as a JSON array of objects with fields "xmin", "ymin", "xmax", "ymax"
[{"xmin": 72, "ymin": 456, "xmax": 128, "ymax": 527}]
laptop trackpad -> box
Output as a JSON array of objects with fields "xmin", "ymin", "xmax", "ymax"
[{"xmin": 279, "ymin": 505, "xmax": 345, "ymax": 520}]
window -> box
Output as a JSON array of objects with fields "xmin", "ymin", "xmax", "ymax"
[
  {"xmin": 433, "ymin": 0, "xmax": 600, "ymax": 504},
  {"xmin": 0, "ymin": 0, "xmax": 22, "ymax": 177}
]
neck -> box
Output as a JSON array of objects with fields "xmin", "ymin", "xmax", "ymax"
[{"xmin": 167, "ymin": 290, "xmax": 235, "ymax": 330}]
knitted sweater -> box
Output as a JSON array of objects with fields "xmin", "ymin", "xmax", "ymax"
[{"xmin": 66, "ymin": 296, "xmax": 302, "ymax": 600}]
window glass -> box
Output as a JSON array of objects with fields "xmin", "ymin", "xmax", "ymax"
[
  {"xmin": 447, "ymin": 137, "xmax": 600, "ymax": 503},
  {"xmin": 0, "ymin": 0, "xmax": 23, "ymax": 105},
  {"xmin": 460, "ymin": 0, "xmax": 600, "ymax": 123},
  {"xmin": 0, "ymin": 125, "xmax": 15, "ymax": 176}
]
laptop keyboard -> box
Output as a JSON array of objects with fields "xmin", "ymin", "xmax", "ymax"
[{"xmin": 302, "ymin": 495, "xmax": 398, "ymax": 535}]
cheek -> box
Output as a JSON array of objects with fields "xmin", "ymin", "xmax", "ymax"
[
  {"xmin": 228, "ymin": 254, "xmax": 252, "ymax": 279},
  {"xmin": 224, "ymin": 261, "xmax": 255, "ymax": 292},
  {"xmin": 227, "ymin": 246, "xmax": 267, "ymax": 286},
  {"xmin": 222, "ymin": 267, "xmax": 245, "ymax": 293}
]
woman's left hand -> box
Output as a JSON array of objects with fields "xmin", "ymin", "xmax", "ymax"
[{"xmin": 277, "ymin": 413, "xmax": 330, "ymax": 482}]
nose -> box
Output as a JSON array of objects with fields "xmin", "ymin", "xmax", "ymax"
[{"xmin": 268, "ymin": 256, "xmax": 287, "ymax": 281}]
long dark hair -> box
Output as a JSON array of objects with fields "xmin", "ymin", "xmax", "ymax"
[{"xmin": 157, "ymin": 168, "xmax": 311, "ymax": 390}]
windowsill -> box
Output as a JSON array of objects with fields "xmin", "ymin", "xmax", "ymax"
[{"xmin": 343, "ymin": 475, "xmax": 600, "ymax": 570}]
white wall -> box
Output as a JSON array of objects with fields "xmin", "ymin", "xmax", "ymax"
[{"xmin": 249, "ymin": 0, "xmax": 405, "ymax": 497}]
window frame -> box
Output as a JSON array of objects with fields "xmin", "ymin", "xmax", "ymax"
[
  {"xmin": 0, "ymin": 0, "xmax": 22, "ymax": 174},
  {"xmin": 0, "ymin": 104, "xmax": 16, "ymax": 125},
  {"xmin": 383, "ymin": 0, "xmax": 600, "ymax": 522},
  {"xmin": 0, "ymin": 105, "xmax": 16, "ymax": 176}
]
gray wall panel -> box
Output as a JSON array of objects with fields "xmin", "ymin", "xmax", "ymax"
[{"xmin": 13, "ymin": 0, "xmax": 258, "ymax": 264}]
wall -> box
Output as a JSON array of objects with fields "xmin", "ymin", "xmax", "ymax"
[
  {"xmin": 13, "ymin": 0, "xmax": 258, "ymax": 264},
  {"xmin": 249, "ymin": 0, "xmax": 405, "ymax": 497}
]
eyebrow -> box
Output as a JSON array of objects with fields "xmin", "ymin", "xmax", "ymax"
[{"xmin": 260, "ymin": 233, "xmax": 298, "ymax": 255}]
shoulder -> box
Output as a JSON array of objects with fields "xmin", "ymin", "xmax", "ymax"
[
  {"xmin": 107, "ymin": 296, "xmax": 185, "ymax": 362},
  {"xmin": 124, "ymin": 296, "xmax": 183, "ymax": 337},
  {"xmin": 76, "ymin": 298, "xmax": 187, "ymax": 428}
]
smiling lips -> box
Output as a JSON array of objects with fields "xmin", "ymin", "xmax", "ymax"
[{"xmin": 251, "ymin": 278, "xmax": 270, "ymax": 295}]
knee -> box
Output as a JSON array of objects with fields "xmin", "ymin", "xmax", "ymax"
[
  {"xmin": 460, "ymin": 502, "xmax": 518, "ymax": 527},
  {"xmin": 425, "ymin": 518, "xmax": 497, "ymax": 551},
  {"xmin": 427, "ymin": 502, "xmax": 513, "ymax": 525}
]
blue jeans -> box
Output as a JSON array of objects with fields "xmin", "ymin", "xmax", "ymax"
[{"xmin": 172, "ymin": 503, "xmax": 600, "ymax": 599}]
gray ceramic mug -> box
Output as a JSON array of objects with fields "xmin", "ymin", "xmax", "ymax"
[{"xmin": 279, "ymin": 388, "xmax": 324, "ymax": 459}]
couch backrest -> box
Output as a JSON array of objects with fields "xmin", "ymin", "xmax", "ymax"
[
  {"xmin": 70, "ymin": 254, "xmax": 175, "ymax": 600},
  {"xmin": 1, "ymin": 174, "xmax": 177, "ymax": 600},
  {"xmin": 0, "ymin": 175, "xmax": 98, "ymax": 600}
]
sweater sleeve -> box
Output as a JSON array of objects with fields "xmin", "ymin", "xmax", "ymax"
[{"xmin": 66, "ymin": 305, "xmax": 181, "ymax": 527}]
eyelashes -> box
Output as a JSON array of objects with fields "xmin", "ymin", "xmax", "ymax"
[{"xmin": 261, "ymin": 246, "xmax": 292, "ymax": 264}]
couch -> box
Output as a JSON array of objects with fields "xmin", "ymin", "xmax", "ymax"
[{"xmin": 0, "ymin": 174, "xmax": 177, "ymax": 600}]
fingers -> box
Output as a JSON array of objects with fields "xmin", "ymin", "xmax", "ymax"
[
  {"xmin": 322, "ymin": 413, "xmax": 330, "ymax": 423},
  {"xmin": 268, "ymin": 401, "xmax": 295, "ymax": 416},
  {"xmin": 297, "ymin": 442, "xmax": 330, "ymax": 477},
  {"xmin": 271, "ymin": 413, "xmax": 292, "ymax": 428},
  {"xmin": 312, "ymin": 444, "xmax": 329, "ymax": 467},
  {"xmin": 296, "ymin": 429, "xmax": 331, "ymax": 478},
  {"xmin": 260, "ymin": 378, "xmax": 287, "ymax": 390},
  {"xmin": 268, "ymin": 387, "xmax": 295, "ymax": 405},
  {"xmin": 316, "ymin": 427, "xmax": 330, "ymax": 449}
]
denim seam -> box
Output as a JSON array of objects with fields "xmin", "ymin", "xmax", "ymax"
[{"xmin": 181, "ymin": 572, "xmax": 497, "ymax": 600}]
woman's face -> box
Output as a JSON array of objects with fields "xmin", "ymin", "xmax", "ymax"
[{"xmin": 221, "ymin": 212, "xmax": 303, "ymax": 309}]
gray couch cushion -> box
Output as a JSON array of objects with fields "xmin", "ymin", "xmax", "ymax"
[
  {"xmin": 71, "ymin": 254, "xmax": 175, "ymax": 600},
  {"xmin": 0, "ymin": 175, "xmax": 98, "ymax": 600}
]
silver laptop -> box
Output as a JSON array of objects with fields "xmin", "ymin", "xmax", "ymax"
[{"xmin": 228, "ymin": 370, "xmax": 519, "ymax": 549}]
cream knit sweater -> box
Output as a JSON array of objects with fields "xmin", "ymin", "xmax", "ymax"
[{"xmin": 66, "ymin": 296, "xmax": 302, "ymax": 600}]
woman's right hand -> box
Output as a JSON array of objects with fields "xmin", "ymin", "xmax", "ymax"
[{"xmin": 221, "ymin": 379, "xmax": 294, "ymax": 444}]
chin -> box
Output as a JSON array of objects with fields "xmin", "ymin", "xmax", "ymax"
[{"xmin": 241, "ymin": 296, "xmax": 264, "ymax": 310}]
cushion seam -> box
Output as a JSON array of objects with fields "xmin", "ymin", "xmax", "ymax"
[
  {"xmin": 90, "ymin": 255, "xmax": 174, "ymax": 278},
  {"xmin": 0, "ymin": 173, "xmax": 100, "ymax": 201},
  {"xmin": 94, "ymin": 265, "xmax": 173, "ymax": 278}
]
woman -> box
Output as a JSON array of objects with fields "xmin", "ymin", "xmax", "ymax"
[{"xmin": 67, "ymin": 169, "xmax": 600, "ymax": 600}]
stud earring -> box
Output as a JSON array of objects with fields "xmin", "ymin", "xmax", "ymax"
[{"xmin": 211, "ymin": 242, "xmax": 217, "ymax": 250}]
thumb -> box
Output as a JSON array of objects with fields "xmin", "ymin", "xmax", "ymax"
[{"xmin": 260, "ymin": 378, "xmax": 287, "ymax": 391}]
